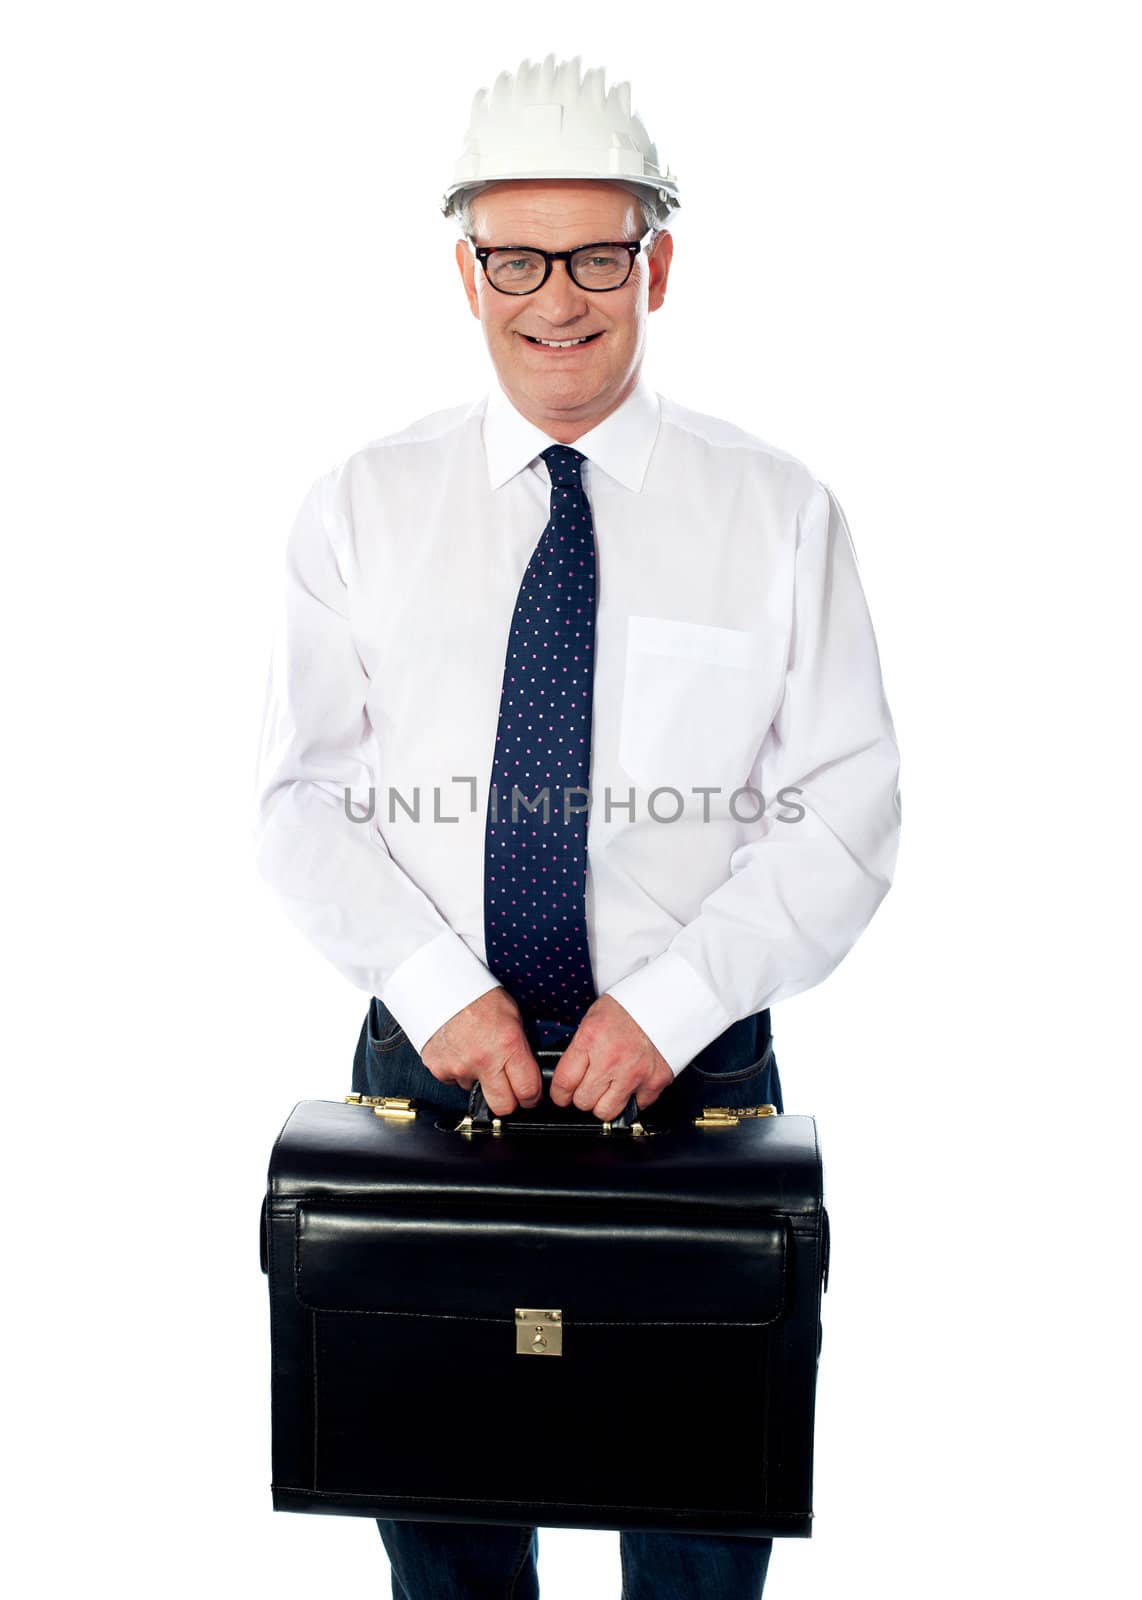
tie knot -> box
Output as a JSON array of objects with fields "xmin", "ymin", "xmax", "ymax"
[{"xmin": 540, "ymin": 444, "xmax": 586, "ymax": 489}]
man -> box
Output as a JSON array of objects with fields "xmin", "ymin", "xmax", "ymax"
[{"xmin": 254, "ymin": 53, "xmax": 901, "ymax": 1600}]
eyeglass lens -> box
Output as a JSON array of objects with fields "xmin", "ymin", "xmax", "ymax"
[{"xmin": 485, "ymin": 245, "xmax": 633, "ymax": 293}]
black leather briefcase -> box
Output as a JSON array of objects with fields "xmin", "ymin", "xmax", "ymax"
[{"xmin": 261, "ymin": 1064, "xmax": 829, "ymax": 1537}]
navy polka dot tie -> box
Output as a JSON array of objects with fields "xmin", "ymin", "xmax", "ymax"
[{"xmin": 483, "ymin": 444, "xmax": 598, "ymax": 1053}]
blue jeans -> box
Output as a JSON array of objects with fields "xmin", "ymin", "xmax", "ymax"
[{"xmin": 351, "ymin": 996, "xmax": 783, "ymax": 1600}]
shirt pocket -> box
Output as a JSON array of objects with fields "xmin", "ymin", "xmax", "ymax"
[{"xmin": 617, "ymin": 616, "xmax": 772, "ymax": 795}]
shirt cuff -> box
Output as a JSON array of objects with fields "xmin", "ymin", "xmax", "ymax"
[
  {"xmin": 379, "ymin": 930, "xmax": 503, "ymax": 1057},
  {"xmin": 602, "ymin": 951, "xmax": 736, "ymax": 1076}
]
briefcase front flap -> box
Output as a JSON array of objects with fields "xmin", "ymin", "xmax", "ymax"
[{"xmin": 293, "ymin": 1203, "xmax": 788, "ymax": 1326}]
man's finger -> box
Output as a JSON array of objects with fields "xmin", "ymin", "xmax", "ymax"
[
  {"xmin": 479, "ymin": 1043, "xmax": 543, "ymax": 1115},
  {"xmin": 548, "ymin": 1042, "xmax": 590, "ymax": 1106},
  {"xmin": 476, "ymin": 1060, "xmax": 521, "ymax": 1117},
  {"xmin": 504, "ymin": 1049, "xmax": 542, "ymax": 1109},
  {"xmin": 592, "ymin": 1076, "xmax": 642, "ymax": 1121}
]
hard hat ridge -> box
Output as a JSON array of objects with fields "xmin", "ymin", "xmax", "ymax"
[{"xmin": 441, "ymin": 53, "xmax": 680, "ymax": 224}]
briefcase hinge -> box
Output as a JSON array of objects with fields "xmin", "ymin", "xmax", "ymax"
[
  {"xmin": 515, "ymin": 1308, "xmax": 563, "ymax": 1356},
  {"xmin": 344, "ymin": 1093, "xmax": 417, "ymax": 1122},
  {"xmin": 693, "ymin": 1103, "xmax": 778, "ymax": 1127}
]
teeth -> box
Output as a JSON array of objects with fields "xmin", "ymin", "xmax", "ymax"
[{"xmin": 527, "ymin": 334, "xmax": 595, "ymax": 347}]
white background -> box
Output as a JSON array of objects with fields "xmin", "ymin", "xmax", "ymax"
[{"xmin": 5, "ymin": 3, "xmax": 1139, "ymax": 1595}]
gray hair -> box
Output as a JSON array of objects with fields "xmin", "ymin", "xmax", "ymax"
[{"xmin": 452, "ymin": 185, "xmax": 667, "ymax": 246}]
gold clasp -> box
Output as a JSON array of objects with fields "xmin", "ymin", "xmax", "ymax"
[
  {"xmin": 693, "ymin": 1103, "xmax": 778, "ymax": 1127},
  {"xmin": 343, "ymin": 1093, "xmax": 417, "ymax": 1122},
  {"xmin": 515, "ymin": 1308, "xmax": 563, "ymax": 1356}
]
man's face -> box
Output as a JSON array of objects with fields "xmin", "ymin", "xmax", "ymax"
[{"xmin": 455, "ymin": 179, "xmax": 673, "ymax": 439}]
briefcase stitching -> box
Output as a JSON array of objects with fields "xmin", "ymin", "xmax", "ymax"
[
  {"xmin": 276, "ymin": 1484, "xmax": 802, "ymax": 1520},
  {"xmin": 281, "ymin": 1193, "xmax": 803, "ymax": 1221},
  {"xmin": 307, "ymin": 1313, "xmax": 780, "ymax": 1514},
  {"xmin": 305, "ymin": 1313, "xmax": 786, "ymax": 1515},
  {"xmin": 305, "ymin": 1304, "xmax": 786, "ymax": 1327},
  {"xmin": 291, "ymin": 1211, "xmax": 789, "ymax": 1326},
  {"xmin": 311, "ymin": 1314, "xmax": 319, "ymax": 1492},
  {"xmin": 266, "ymin": 1193, "xmax": 279, "ymax": 1472}
]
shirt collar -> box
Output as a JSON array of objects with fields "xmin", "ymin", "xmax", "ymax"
[{"xmin": 480, "ymin": 371, "xmax": 661, "ymax": 494}]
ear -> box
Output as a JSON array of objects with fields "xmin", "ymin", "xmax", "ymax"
[
  {"xmin": 646, "ymin": 230, "xmax": 674, "ymax": 314},
  {"xmin": 455, "ymin": 238, "xmax": 480, "ymax": 319}
]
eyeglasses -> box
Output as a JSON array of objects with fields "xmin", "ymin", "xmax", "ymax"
[{"xmin": 470, "ymin": 231, "xmax": 654, "ymax": 295}]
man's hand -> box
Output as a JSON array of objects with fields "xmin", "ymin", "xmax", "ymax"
[
  {"xmin": 420, "ymin": 987, "xmax": 542, "ymax": 1115},
  {"xmin": 549, "ymin": 995, "xmax": 674, "ymax": 1120}
]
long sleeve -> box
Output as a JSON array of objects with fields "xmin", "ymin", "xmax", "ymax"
[
  {"xmin": 604, "ymin": 478, "xmax": 903, "ymax": 1073},
  {"xmin": 251, "ymin": 470, "xmax": 502, "ymax": 1053}
]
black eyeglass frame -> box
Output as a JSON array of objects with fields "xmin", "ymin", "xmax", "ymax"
[{"xmin": 469, "ymin": 230, "xmax": 655, "ymax": 295}]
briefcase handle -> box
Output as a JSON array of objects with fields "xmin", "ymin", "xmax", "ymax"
[{"xmin": 458, "ymin": 1051, "xmax": 647, "ymax": 1137}]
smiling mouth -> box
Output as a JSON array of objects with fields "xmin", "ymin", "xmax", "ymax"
[{"xmin": 518, "ymin": 331, "xmax": 605, "ymax": 349}]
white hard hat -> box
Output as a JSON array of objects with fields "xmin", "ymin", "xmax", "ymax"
[{"xmin": 441, "ymin": 54, "xmax": 680, "ymax": 226}]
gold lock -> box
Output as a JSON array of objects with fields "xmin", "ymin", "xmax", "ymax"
[
  {"xmin": 343, "ymin": 1093, "xmax": 417, "ymax": 1122},
  {"xmin": 693, "ymin": 1103, "xmax": 778, "ymax": 1127},
  {"xmin": 515, "ymin": 1308, "xmax": 563, "ymax": 1356}
]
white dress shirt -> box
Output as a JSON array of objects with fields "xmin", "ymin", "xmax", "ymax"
[{"xmin": 252, "ymin": 371, "xmax": 902, "ymax": 1075}]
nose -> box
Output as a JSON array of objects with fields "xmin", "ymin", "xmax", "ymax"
[{"xmin": 528, "ymin": 258, "xmax": 591, "ymax": 325}]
